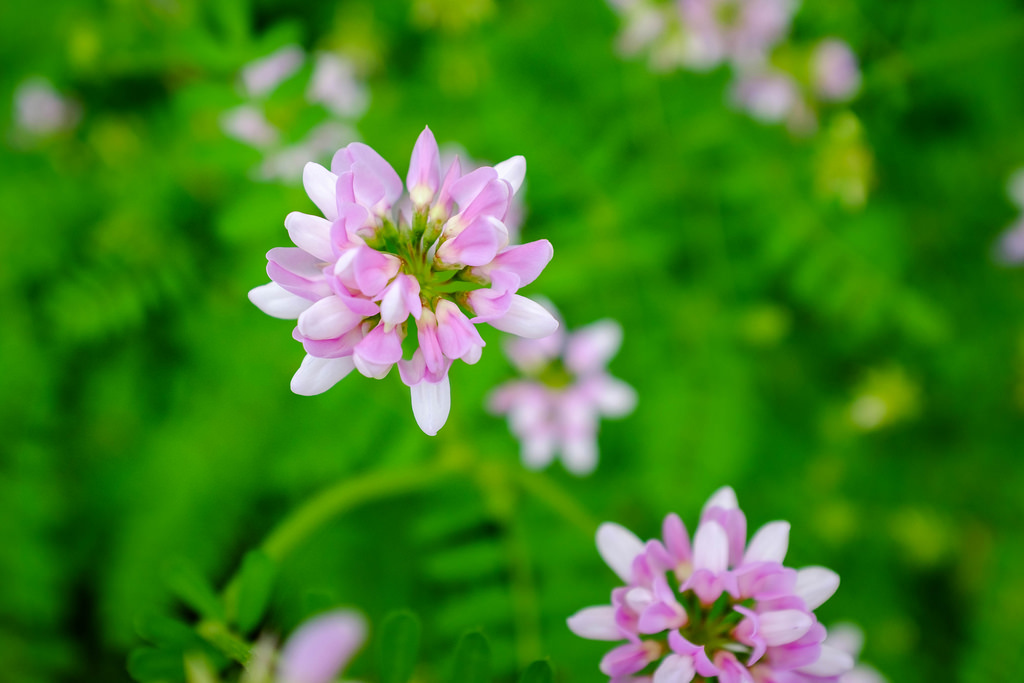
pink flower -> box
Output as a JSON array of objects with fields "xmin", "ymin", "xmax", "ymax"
[
  {"xmin": 680, "ymin": 0, "xmax": 797, "ymax": 69},
  {"xmin": 13, "ymin": 77, "xmax": 80, "ymax": 135},
  {"xmin": 567, "ymin": 487, "xmax": 853, "ymax": 682},
  {"xmin": 307, "ymin": 53, "xmax": 369, "ymax": 119},
  {"xmin": 250, "ymin": 127, "xmax": 557, "ymax": 435},
  {"xmin": 488, "ymin": 309, "xmax": 636, "ymax": 475},
  {"xmin": 811, "ymin": 39, "xmax": 862, "ymax": 102},
  {"xmin": 241, "ymin": 45, "xmax": 305, "ymax": 98},
  {"xmin": 276, "ymin": 610, "xmax": 366, "ymax": 683},
  {"xmin": 825, "ymin": 624, "xmax": 888, "ymax": 683}
]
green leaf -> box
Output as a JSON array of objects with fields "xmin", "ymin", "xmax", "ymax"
[
  {"xmin": 234, "ymin": 550, "xmax": 277, "ymax": 635},
  {"xmin": 518, "ymin": 660, "xmax": 554, "ymax": 683},
  {"xmin": 135, "ymin": 611, "xmax": 203, "ymax": 649},
  {"xmin": 196, "ymin": 620, "xmax": 251, "ymax": 665},
  {"xmin": 378, "ymin": 610, "xmax": 421, "ymax": 683},
  {"xmin": 450, "ymin": 631, "xmax": 491, "ymax": 683},
  {"xmin": 127, "ymin": 646, "xmax": 185, "ymax": 682},
  {"xmin": 163, "ymin": 558, "xmax": 225, "ymax": 622}
]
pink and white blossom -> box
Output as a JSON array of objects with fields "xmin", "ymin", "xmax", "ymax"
[
  {"xmin": 251, "ymin": 127, "xmax": 556, "ymax": 435},
  {"xmin": 489, "ymin": 309, "xmax": 636, "ymax": 475},
  {"xmin": 679, "ymin": 0, "xmax": 797, "ymax": 69},
  {"xmin": 812, "ymin": 39, "xmax": 862, "ymax": 102},
  {"xmin": 568, "ymin": 487, "xmax": 853, "ymax": 682},
  {"xmin": 276, "ymin": 610, "xmax": 366, "ymax": 683},
  {"xmin": 13, "ymin": 77, "xmax": 80, "ymax": 135}
]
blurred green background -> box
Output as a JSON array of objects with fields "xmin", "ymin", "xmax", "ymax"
[{"xmin": 2, "ymin": 0, "xmax": 1024, "ymax": 681}]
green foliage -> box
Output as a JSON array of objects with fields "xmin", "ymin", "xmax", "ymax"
[
  {"xmin": 378, "ymin": 610, "xmax": 422, "ymax": 683},
  {"xmin": 517, "ymin": 660, "xmax": 554, "ymax": 683},
  {"xmin": 2, "ymin": 0, "xmax": 1024, "ymax": 681},
  {"xmin": 450, "ymin": 631, "xmax": 492, "ymax": 683}
]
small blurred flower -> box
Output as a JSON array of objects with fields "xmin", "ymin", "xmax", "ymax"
[
  {"xmin": 680, "ymin": 0, "xmax": 797, "ymax": 69},
  {"xmin": 488, "ymin": 312, "xmax": 636, "ymax": 475},
  {"xmin": 307, "ymin": 53, "xmax": 370, "ymax": 119},
  {"xmin": 994, "ymin": 218, "xmax": 1024, "ymax": 266},
  {"xmin": 242, "ymin": 45, "xmax": 305, "ymax": 98},
  {"xmin": 221, "ymin": 105, "xmax": 280, "ymax": 148},
  {"xmin": 811, "ymin": 39, "xmax": 862, "ymax": 102},
  {"xmin": 568, "ymin": 486, "xmax": 854, "ymax": 681},
  {"xmin": 826, "ymin": 623, "xmax": 888, "ymax": 683},
  {"xmin": 13, "ymin": 77, "xmax": 80, "ymax": 136},
  {"xmin": 730, "ymin": 69, "xmax": 803, "ymax": 123},
  {"xmin": 258, "ymin": 122, "xmax": 359, "ymax": 182},
  {"xmin": 250, "ymin": 127, "xmax": 557, "ymax": 435},
  {"xmin": 277, "ymin": 611, "xmax": 366, "ymax": 683}
]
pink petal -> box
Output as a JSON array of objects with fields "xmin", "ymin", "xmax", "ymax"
[
  {"xmin": 429, "ymin": 156, "xmax": 462, "ymax": 222},
  {"xmin": 652, "ymin": 654, "xmax": 695, "ymax": 683},
  {"xmin": 596, "ymin": 522, "xmax": 644, "ymax": 583},
  {"xmin": 478, "ymin": 239, "xmax": 554, "ymax": 287},
  {"xmin": 743, "ymin": 521, "xmax": 790, "ymax": 565},
  {"xmin": 662, "ymin": 513, "xmax": 691, "ymax": 565},
  {"xmin": 302, "ymin": 162, "xmax": 340, "ymax": 221},
  {"xmin": 353, "ymin": 324, "xmax": 403, "ymax": 377},
  {"xmin": 434, "ymin": 300, "xmax": 484, "ymax": 361},
  {"xmin": 566, "ymin": 606, "xmax": 621, "ymax": 641},
  {"xmin": 410, "ymin": 372, "xmax": 450, "ymax": 435},
  {"xmin": 277, "ymin": 610, "xmax": 366, "ymax": 683},
  {"xmin": 494, "ymin": 155, "xmax": 526, "ymax": 194},
  {"xmin": 290, "ymin": 355, "xmax": 356, "ymax": 396},
  {"xmin": 794, "ymin": 566, "xmax": 840, "ymax": 610},
  {"xmin": 448, "ymin": 166, "xmax": 498, "ymax": 209},
  {"xmin": 436, "ymin": 215, "xmax": 508, "ymax": 267},
  {"xmin": 488, "ymin": 295, "xmax": 560, "ymax": 338},
  {"xmin": 407, "ymin": 126, "xmax": 440, "ymax": 207},
  {"xmin": 297, "ymin": 296, "xmax": 366, "ymax": 340},
  {"xmin": 600, "ymin": 642, "xmax": 654, "ymax": 678},
  {"xmin": 379, "ymin": 274, "xmax": 422, "ymax": 325},
  {"xmin": 565, "ymin": 319, "xmax": 623, "ymax": 374},
  {"xmin": 702, "ymin": 486, "xmax": 739, "ymax": 514},
  {"xmin": 692, "ymin": 521, "xmax": 729, "ymax": 573},
  {"xmin": 267, "ymin": 247, "xmax": 331, "ymax": 301},
  {"xmin": 758, "ymin": 609, "xmax": 813, "ymax": 647},
  {"xmin": 285, "ymin": 211, "xmax": 334, "ymax": 262},
  {"xmin": 795, "ymin": 645, "xmax": 855, "ymax": 677},
  {"xmin": 249, "ymin": 282, "xmax": 313, "ymax": 319}
]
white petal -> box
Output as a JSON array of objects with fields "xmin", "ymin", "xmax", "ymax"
[
  {"xmin": 743, "ymin": 521, "xmax": 790, "ymax": 564},
  {"xmin": 249, "ymin": 282, "xmax": 313, "ymax": 319},
  {"xmin": 757, "ymin": 609, "xmax": 813, "ymax": 646},
  {"xmin": 285, "ymin": 211, "xmax": 334, "ymax": 261},
  {"xmin": 410, "ymin": 375, "xmax": 450, "ymax": 436},
  {"xmin": 702, "ymin": 486, "xmax": 738, "ymax": 514},
  {"xmin": 593, "ymin": 376, "xmax": 638, "ymax": 417},
  {"xmin": 566, "ymin": 606, "xmax": 620, "ymax": 641},
  {"xmin": 692, "ymin": 521, "xmax": 728, "ymax": 573},
  {"xmin": 562, "ymin": 436, "xmax": 598, "ymax": 476},
  {"xmin": 794, "ymin": 566, "xmax": 840, "ymax": 610},
  {"xmin": 565, "ymin": 319, "xmax": 623, "ymax": 374},
  {"xmin": 290, "ymin": 355, "xmax": 355, "ymax": 396},
  {"xmin": 488, "ymin": 295, "xmax": 560, "ymax": 338},
  {"xmin": 795, "ymin": 645, "xmax": 855, "ymax": 677},
  {"xmin": 596, "ymin": 522, "xmax": 644, "ymax": 583},
  {"xmin": 494, "ymin": 155, "xmax": 526, "ymax": 194},
  {"xmin": 302, "ymin": 162, "xmax": 340, "ymax": 221},
  {"xmin": 653, "ymin": 654, "xmax": 696, "ymax": 683}
]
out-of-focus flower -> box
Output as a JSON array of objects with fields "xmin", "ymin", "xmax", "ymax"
[
  {"xmin": 568, "ymin": 486, "xmax": 853, "ymax": 682},
  {"xmin": 488, "ymin": 312, "xmax": 636, "ymax": 475},
  {"xmin": 276, "ymin": 611, "xmax": 366, "ymax": 683},
  {"xmin": 730, "ymin": 69, "xmax": 808, "ymax": 127},
  {"xmin": 13, "ymin": 77, "xmax": 80, "ymax": 135},
  {"xmin": 242, "ymin": 45, "xmax": 305, "ymax": 98},
  {"xmin": 250, "ymin": 127, "xmax": 557, "ymax": 435},
  {"xmin": 221, "ymin": 105, "xmax": 280, "ymax": 148},
  {"xmin": 994, "ymin": 219, "xmax": 1024, "ymax": 265},
  {"xmin": 258, "ymin": 122, "xmax": 359, "ymax": 182},
  {"xmin": 680, "ymin": 0, "xmax": 797, "ymax": 68},
  {"xmin": 307, "ymin": 53, "xmax": 370, "ymax": 119},
  {"xmin": 825, "ymin": 623, "xmax": 888, "ymax": 683},
  {"xmin": 812, "ymin": 38, "xmax": 862, "ymax": 102}
]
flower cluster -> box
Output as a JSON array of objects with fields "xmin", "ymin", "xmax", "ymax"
[
  {"xmin": 222, "ymin": 45, "xmax": 369, "ymax": 182},
  {"xmin": 994, "ymin": 168, "xmax": 1024, "ymax": 265},
  {"xmin": 488, "ymin": 311, "xmax": 636, "ymax": 475},
  {"xmin": 606, "ymin": 0, "xmax": 861, "ymax": 132},
  {"xmin": 249, "ymin": 127, "xmax": 557, "ymax": 435},
  {"xmin": 245, "ymin": 610, "xmax": 366, "ymax": 683},
  {"xmin": 568, "ymin": 487, "xmax": 853, "ymax": 681}
]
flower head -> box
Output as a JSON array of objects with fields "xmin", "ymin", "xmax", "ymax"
[
  {"xmin": 568, "ymin": 487, "xmax": 854, "ymax": 682},
  {"xmin": 250, "ymin": 127, "xmax": 557, "ymax": 435},
  {"xmin": 276, "ymin": 610, "xmax": 366, "ymax": 683},
  {"xmin": 811, "ymin": 39, "xmax": 862, "ymax": 102},
  {"xmin": 488, "ymin": 309, "xmax": 636, "ymax": 475},
  {"xmin": 680, "ymin": 0, "xmax": 797, "ymax": 69}
]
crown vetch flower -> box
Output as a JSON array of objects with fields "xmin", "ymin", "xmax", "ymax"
[
  {"xmin": 276, "ymin": 610, "xmax": 366, "ymax": 683},
  {"xmin": 567, "ymin": 487, "xmax": 854, "ymax": 682},
  {"xmin": 250, "ymin": 127, "xmax": 557, "ymax": 435},
  {"xmin": 488, "ymin": 309, "xmax": 636, "ymax": 475}
]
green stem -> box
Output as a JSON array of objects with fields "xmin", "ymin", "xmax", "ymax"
[
  {"xmin": 509, "ymin": 466, "xmax": 599, "ymax": 536},
  {"xmin": 502, "ymin": 507, "xmax": 543, "ymax": 668},
  {"xmin": 223, "ymin": 458, "xmax": 462, "ymax": 614}
]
